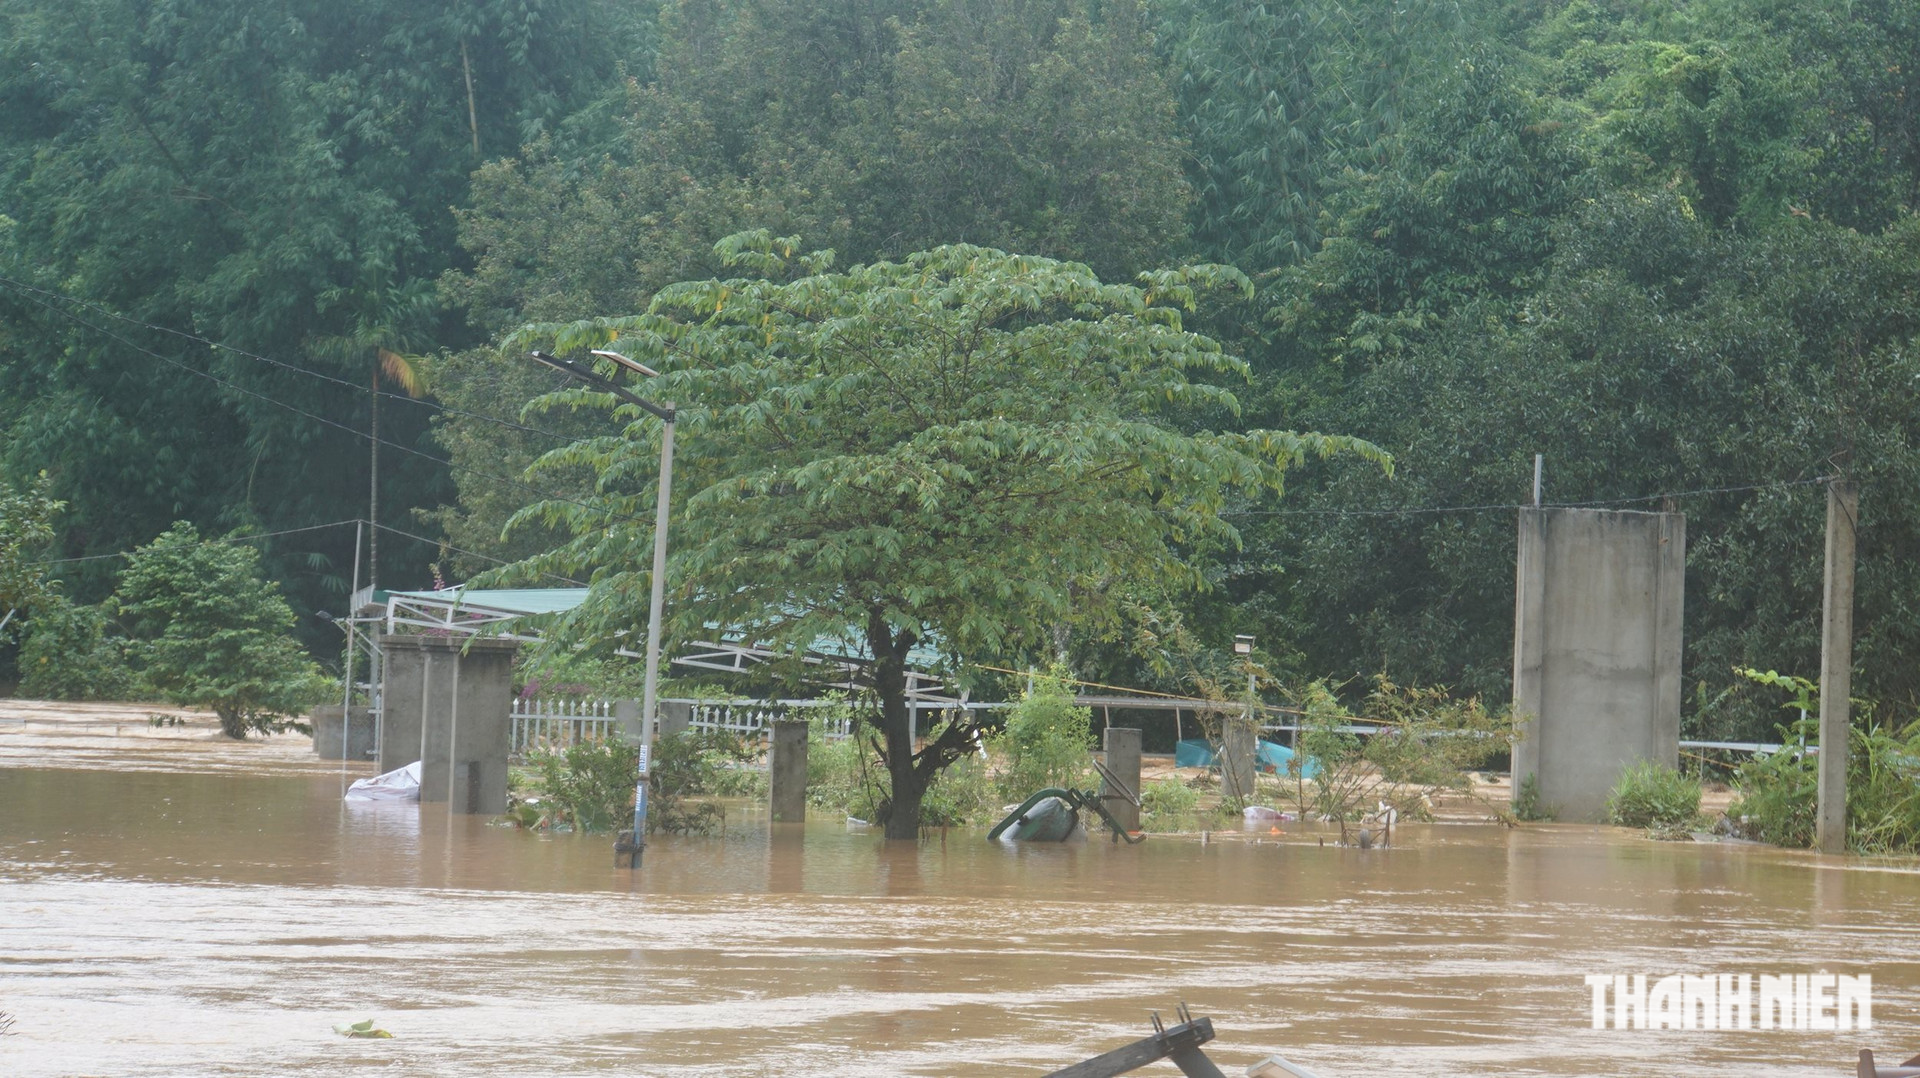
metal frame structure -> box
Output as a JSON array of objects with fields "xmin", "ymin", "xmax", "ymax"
[{"xmin": 374, "ymin": 586, "xmax": 962, "ymax": 705}]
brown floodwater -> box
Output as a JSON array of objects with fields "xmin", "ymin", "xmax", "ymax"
[{"xmin": 2, "ymin": 764, "xmax": 1917, "ymax": 1077}]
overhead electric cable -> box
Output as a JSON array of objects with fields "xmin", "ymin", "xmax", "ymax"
[
  {"xmin": 1221, "ymin": 475, "xmax": 1833, "ymax": 518},
  {"xmin": 2, "ymin": 285, "xmax": 655, "ymax": 533},
  {"xmin": 33, "ymin": 520, "xmax": 363, "ymax": 566},
  {"xmin": 0, "ymin": 273, "xmax": 580, "ymax": 442}
]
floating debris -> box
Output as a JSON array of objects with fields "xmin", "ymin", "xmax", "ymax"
[{"xmin": 333, "ymin": 1018, "xmax": 393, "ymax": 1039}]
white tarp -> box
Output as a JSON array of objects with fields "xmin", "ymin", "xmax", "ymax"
[{"xmin": 345, "ymin": 760, "xmax": 421, "ymax": 802}]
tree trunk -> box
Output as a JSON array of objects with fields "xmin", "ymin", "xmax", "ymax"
[
  {"xmin": 216, "ymin": 707, "xmax": 248, "ymax": 740},
  {"xmin": 870, "ymin": 610, "xmax": 925, "ymax": 840}
]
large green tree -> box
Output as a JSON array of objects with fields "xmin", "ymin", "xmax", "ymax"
[{"xmin": 502, "ymin": 232, "xmax": 1386, "ymax": 837}]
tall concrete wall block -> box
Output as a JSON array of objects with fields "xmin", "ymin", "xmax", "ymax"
[{"xmin": 1511, "ymin": 508, "xmax": 1683, "ymax": 822}]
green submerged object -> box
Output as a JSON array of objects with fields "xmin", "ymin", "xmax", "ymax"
[{"xmin": 988, "ymin": 787, "xmax": 1144, "ymax": 844}]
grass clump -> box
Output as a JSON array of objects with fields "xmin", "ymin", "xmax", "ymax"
[
  {"xmin": 1605, "ymin": 760, "xmax": 1702, "ymax": 831},
  {"xmin": 1140, "ymin": 775, "xmax": 1201, "ymax": 829}
]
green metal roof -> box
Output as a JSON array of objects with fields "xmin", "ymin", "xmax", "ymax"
[{"xmin": 386, "ymin": 587, "xmax": 589, "ymax": 616}]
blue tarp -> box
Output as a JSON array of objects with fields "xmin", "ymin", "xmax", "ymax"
[{"xmin": 1174, "ymin": 738, "xmax": 1319, "ymax": 779}]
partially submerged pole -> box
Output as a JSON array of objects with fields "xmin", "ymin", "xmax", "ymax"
[
  {"xmin": 617, "ymin": 741, "xmax": 651, "ymax": 869},
  {"xmin": 769, "ymin": 719, "xmax": 809, "ymax": 823},
  {"xmin": 1816, "ymin": 479, "xmax": 1858, "ymax": 855}
]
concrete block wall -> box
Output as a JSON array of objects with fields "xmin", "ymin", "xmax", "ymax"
[{"xmin": 1512, "ymin": 508, "xmax": 1684, "ymax": 822}]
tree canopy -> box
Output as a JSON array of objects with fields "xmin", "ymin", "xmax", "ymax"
[{"xmin": 502, "ymin": 232, "xmax": 1386, "ymax": 835}]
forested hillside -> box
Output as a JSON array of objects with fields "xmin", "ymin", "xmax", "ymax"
[{"xmin": 4, "ymin": 0, "xmax": 1918, "ymax": 739}]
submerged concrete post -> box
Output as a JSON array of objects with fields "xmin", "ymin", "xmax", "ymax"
[
  {"xmin": 310, "ymin": 705, "xmax": 375, "ymax": 760},
  {"xmin": 375, "ymin": 634, "xmax": 428, "ymax": 774},
  {"xmin": 1816, "ymin": 481, "xmax": 1858, "ymax": 855},
  {"xmin": 769, "ymin": 719, "xmax": 809, "ymax": 823},
  {"xmin": 1101, "ymin": 727, "xmax": 1142, "ymax": 831},
  {"xmin": 1220, "ymin": 717, "xmax": 1257, "ymax": 806},
  {"xmin": 376, "ymin": 635, "xmax": 519, "ymax": 813}
]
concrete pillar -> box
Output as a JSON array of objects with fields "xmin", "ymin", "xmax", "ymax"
[
  {"xmin": 375, "ymin": 634, "xmax": 428, "ymax": 774},
  {"xmin": 615, "ymin": 699, "xmax": 643, "ymax": 745},
  {"xmin": 1511, "ymin": 508, "xmax": 1684, "ymax": 821},
  {"xmin": 769, "ymin": 719, "xmax": 809, "ymax": 823},
  {"xmin": 1220, "ymin": 716, "xmax": 1257, "ymax": 806},
  {"xmin": 376, "ymin": 635, "xmax": 519, "ymax": 813},
  {"xmin": 310, "ymin": 705, "xmax": 375, "ymax": 760},
  {"xmin": 1816, "ymin": 481, "xmax": 1857, "ymax": 854},
  {"xmin": 1101, "ymin": 727, "xmax": 1142, "ymax": 831},
  {"xmin": 658, "ymin": 699, "xmax": 692, "ymax": 740}
]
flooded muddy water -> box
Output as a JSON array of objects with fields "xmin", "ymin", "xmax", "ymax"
[{"xmin": 2, "ymin": 763, "xmax": 1917, "ymax": 1076}]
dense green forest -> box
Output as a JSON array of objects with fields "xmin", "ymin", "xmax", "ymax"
[{"xmin": 4, "ymin": 0, "xmax": 1918, "ymax": 740}]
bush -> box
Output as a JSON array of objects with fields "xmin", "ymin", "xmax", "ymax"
[
  {"xmin": 512, "ymin": 729, "xmax": 747, "ymax": 835},
  {"xmin": 518, "ymin": 737, "xmax": 639, "ymax": 833},
  {"xmin": 919, "ymin": 749, "xmax": 996, "ymax": 827},
  {"xmin": 1140, "ymin": 775, "xmax": 1201, "ymax": 829},
  {"xmin": 647, "ymin": 730, "xmax": 742, "ymax": 834},
  {"xmin": 1729, "ymin": 725, "xmax": 1816, "ymax": 846},
  {"xmin": 989, "ymin": 666, "xmax": 1093, "ymax": 800},
  {"xmin": 1606, "ymin": 760, "xmax": 1702, "ymax": 830},
  {"xmin": 17, "ymin": 595, "xmax": 140, "ymax": 701},
  {"xmin": 1732, "ymin": 716, "xmax": 1920, "ymax": 853},
  {"xmin": 804, "ymin": 697, "xmax": 889, "ymax": 818},
  {"xmin": 1288, "ymin": 675, "xmax": 1508, "ymax": 841},
  {"xmin": 804, "ymin": 702, "xmax": 994, "ymax": 826}
]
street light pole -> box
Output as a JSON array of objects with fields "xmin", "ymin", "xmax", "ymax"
[
  {"xmin": 528, "ymin": 349, "xmax": 676, "ymax": 737},
  {"xmin": 640, "ymin": 399, "xmax": 674, "ymax": 741}
]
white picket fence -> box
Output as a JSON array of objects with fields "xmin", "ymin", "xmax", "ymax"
[
  {"xmin": 509, "ymin": 696, "xmax": 618, "ymax": 755},
  {"xmin": 507, "ymin": 697, "xmax": 859, "ymax": 758}
]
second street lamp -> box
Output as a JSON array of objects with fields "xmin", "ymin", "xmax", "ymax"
[{"xmin": 527, "ymin": 348, "xmax": 676, "ymax": 753}]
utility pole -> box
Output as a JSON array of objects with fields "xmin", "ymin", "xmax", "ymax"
[{"xmin": 1816, "ymin": 479, "xmax": 1858, "ymax": 855}]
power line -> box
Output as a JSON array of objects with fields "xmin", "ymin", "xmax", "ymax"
[
  {"xmin": 36, "ymin": 517, "xmax": 587, "ymax": 588},
  {"xmin": 0, "ymin": 273, "xmax": 578, "ymax": 443},
  {"xmin": 34, "ymin": 520, "xmax": 363, "ymax": 566},
  {"xmin": 367, "ymin": 521, "xmax": 586, "ymax": 587},
  {"xmin": 2, "ymin": 284, "xmax": 654, "ymax": 534},
  {"xmin": 1222, "ymin": 476, "xmax": 1834, "ymax": 518}
]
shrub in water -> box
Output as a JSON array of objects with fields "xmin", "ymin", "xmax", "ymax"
[
  {"xmin": 1732, "ymin": 716, "xmax": 1920, "ymax": 853},
  {"xmin": 989, "ymin": 666, "xmax": 1093, "ymax": 800},
  {"xmin": 1605, "ymin": 760, "xmax": 1701, "ymax": 830},
  {"xmin": 521, "ymin": 737, "xmax": 639, "ymax": 833},
  {"xmin": 18, "ymin": 595, "xmax": 140, "ymax": 701}
]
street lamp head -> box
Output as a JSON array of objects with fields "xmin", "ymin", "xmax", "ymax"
[
  {"xmin": 528, "ymin": 349, "xmax": 575, "ymax": 376},
  {"xmin": 1233, "ymin": 634, "xmax": 1255, "ymax": 655},
  {"xmin": 590, "ymin": 349, "xmax": 660, "ymax": 378}
]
